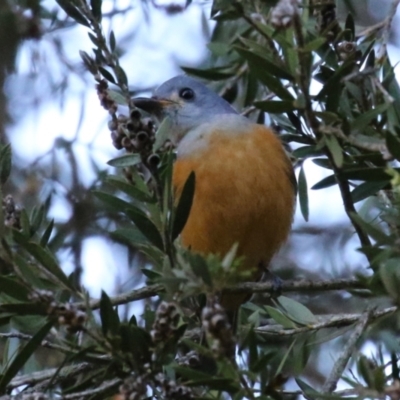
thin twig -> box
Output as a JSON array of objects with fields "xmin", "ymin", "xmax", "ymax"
[
  {"xmin": 223, "ymin": 277, "xmax": 366, "ymax": 295},
  {"xmin": 0, "ymin": 332, "xmax": 71, "ymax": 354},
  {"xmin": 8, "ymin": 362, "xmax": 91, "ymax": 390},
  {"xmin": 62, "ymin": 377, "xmax": 121, "ymax": 399},
  {"xmin": 319, "ymin": 125, "xmax": 389, "ymax": 156},
  {"xmin": 322, "ymin": 308, "xmax": 373, "ymax": 393},
  {"xmin": 255, "ymin": 306, "xmax": 396, "ymax": 337},
  {"xmin": 73, "ymin": 279, "xmax": 366, "ymax": 310},
  {"xmin": 81, "ymin": 283, "xmax": 164, "ymax": 309}
]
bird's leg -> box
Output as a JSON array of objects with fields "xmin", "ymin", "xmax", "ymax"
[{"xmin": 260, "ymin": 261, "xmax": 283, "ymax": 298}]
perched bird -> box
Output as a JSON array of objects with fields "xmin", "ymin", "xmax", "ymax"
[{"xmin": 133, "ymin": 75, "xmax": 296, "ymax": 319}]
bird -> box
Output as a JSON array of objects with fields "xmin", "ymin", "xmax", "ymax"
[{"xmin": 133, "ymin": 75, "xmax": 296, "ymax": 324}]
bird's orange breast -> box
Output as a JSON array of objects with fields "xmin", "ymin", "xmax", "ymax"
[{"xmin": 173, "ymin": 123, "xmax": 295, "ymax": 306}]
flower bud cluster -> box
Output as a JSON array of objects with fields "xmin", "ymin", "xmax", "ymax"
[
  {"xmin": 150, "ymin": 301, "xmax": 180, "ymax": 344},
  {"xmin": 110, "ymin": 110, "xmax": 155, "ymax": 157},
  {"xmin": 3, "ymin": 194, "xmax": 21, "ymax": 229},
  {"xmin": 29, "ymin": 290, "xmax": 86, "ymax": 333},
  {"xmin": 271, "ymin": 0, "xmax": 299, "ymax": 28},
  {"xmin": 119, "ymin": 375, "xmax": 148, "ymax": 400},
  {"xmin": 96, "ymin": 78, "xmax": 118, "ymax": 115},
  {"xmin": 50, "ymin": 303, "xmax": 87, "ymax": 333},
  {"xmin": 314, "ymin": 0, "xmax": 340, "ymax": 42},
  {"xmin": 177, "ymin": 350, "xmax": 200, "ymax": 368},
  {"xmin": 202, "ymin": 300, "xmax": 235, "ymax": 359},
  {"xmin": 336, "ymin": 41, "xmax": 357, "ymax": 62},
  {"xmin": 155, "ymin": 373, "xmax": 194, "ymax": 400}
]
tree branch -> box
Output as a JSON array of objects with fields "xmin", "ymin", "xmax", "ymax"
[
  {"xmin": 255, "ymin": 306, "xmax": 396, "ymax": 337},
  {"xmin": 73, "ymin": 279, "xmax": 367, "ymax": 310},
  {"xmin": 7, "ymin": 362, "xmax": 91, "ymax": 390},
  {"xmin": 322, "ymin": 308, "xmax": 373, "ymax": 393},
  {"xmin": 62, "ymin": 378, "xmax": 121, "ymax": 399}
]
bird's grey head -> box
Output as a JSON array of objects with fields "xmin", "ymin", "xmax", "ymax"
[{"xmin": 133, "ymin": 75, "xmax": 237, "ymax": 143}]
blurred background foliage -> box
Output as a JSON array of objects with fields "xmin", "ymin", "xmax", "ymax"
[{"xmin": 1, "ymin": 0, "xmax": 400, "ymax": 399}]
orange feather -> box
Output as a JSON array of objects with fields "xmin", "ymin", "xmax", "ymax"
[{"xmin": 173, "ymin": 123, "xmax": 296, "ymax": 310}]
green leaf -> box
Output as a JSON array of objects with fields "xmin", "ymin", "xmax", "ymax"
[
  {"xmin": 386, "ymin": 131, "xmax": 400, "ymax": 161},
  {"xmin": 172, "ymin": 172, "xmax": 195, "ymax": 241},
  {"xmin": 19, "ymin": 209, "xmax": 30, "ymax": 237},
  {"xmin": 302, "ymin": 37, "xmax": 326, "ymax": 52},
  {"xmin": 90, "ymin": 0, "xmax": 102, "ymax": 21},
  {"xmin": 186, "ymin": 252, "xmax": 212, "ymax": 286},
  {"xmin": 0, "ymin": 320, "xmax": 54, "ymax": 392},
  {"xmin": 235, "ymin": 47, "xmax": 294, "ymax": 81},
  {"xmin": 18, "ymin": 242, "xmax": 73, "ymax": 290},
  {"xmin": 111, "ymin": 227, "xmax": 149, "ymax": 246},
  {"xmin": 98, "ymin": 67, "xmax": 116, "ymax": 84},
  {"xmin": 55, "ymin": 0, "xmax": 90, "ymax": 27},
  {"xmin": 93, "ymin": 191, "xmax": 137, "ymax": 212},
  {"xmin": 311, "ymin": 174, "xmax": 336, "ymax": 190},
  {"xmin": 0, "ymin": 302, "xmax": 47, "ymax": 315},
  {"xmin": 125, "ymin": 208, "xmax": 164, "ymax": 251},
  {"xmin": 109, "ymin": 30, "xmax": 116, "ymax": 52},
  {"xmin": 0, "ymin": 144, "xmax": 11, "ymax": 185},
  {"xmin": 106, "ymin": 176, "xmax": 155, "ymax": 203},
  {"xmin": 275, "ymin": 338, "xmax": 297, "ymax": 377},
  {"xmin": 351, "ymin": 181, "xmax": 388, "ymax": 203},
  {"xmin": 87, "ymin": 32, "xmax": 99, "ymax": 46},
  {"xmin": 254, "ymin": 100, "xmax": 296, "ymax": 113},
  {"xmin": 317, "ymin": 60, "xmax": 355, "ymax": 101},
  {"xmin": 293, "ymin": 145, "xmax": 323, "ymax": 159},
  {"xmin": 298, "ymin": 165, "xmax": 309, "ymax": 222},
  {"xmin": 295, "ymin": 378, "xmax": 319, "ymax": 398},
  {"xmin": 324, "ymin": 134, "xmax": 343, "ymax": 168},
  {"xmin": 14, "ymin": 254, "xmax": 46, "ymax": 289},
  {"xmin": 181, "ymin": 66, "xmax": 233, "ymax": 80},
  {"xmin": 107, "ymin": 154, "xmax": 142, "ymax": 168},
  {"xmin": 30, "ymin": 205, "xmax": 46, "ymax": 236},
  {"xmin": 0, "ymin": 277, "xmax": 29, "ymax": 302},
  {"xmin": 40, "ymin": 219, "xmax": 54, "ymax": 247},
  {"xmin": 107, "ymin": 89, "xmax": 127, "ymax": 105},
  {"xmin": 264, "ymin": 306, "xmax": 296, "ymax": 328},
  {"xmin": 99, "ymin": 291, "xmax": 120, "ymax": 336},
  {"xmin": 345, "ymin": 13, "xmax": 355, "ymax": 40},
  {"xmin": 343, "ymin": 167, "xmax": 392, "ymax": 181},
  {"xmin": 278, "ymin": 296, "xmax": 317, "ymax": 325},
  {"xmin": 115, "ymin": 65, "xmax": 128, "ymax": 87},
  {"xmin": 207, "ymin": 42, "xmax": 230, "ymax": 56},
  {"xmin": 379, "ymin": 259, "xmax": 400, "ymax": 301},
  {"xmin": 351, "ymin": 103, "xmax": 391, "ymax": 133},
  {"xmin": 153, "ymin": 116, "xmax": 173, "ymax": 152},
  {"xmin": 350, "ymin": 212, "xmax": 392, "ymax": 245}
]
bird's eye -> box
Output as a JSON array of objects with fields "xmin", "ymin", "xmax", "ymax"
[{"xmin": 179, "ymin": 87, "xmax": 195, "ymax": 100}]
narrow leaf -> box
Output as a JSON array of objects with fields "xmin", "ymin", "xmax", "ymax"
[
  {"xmin": 0, "ymin": 144, "xmax": 12, "ymax": 185},
  {"xmin": 90, "ymin": 0, "xmax": 102, "ymax": 21},
  {"xmin": 20, "ymin": 242, "xmax": 72, "ymax": 290},
  {"xmin": 0, "ymin": 320, "xmax": 53, "ymax": 392},
  {"xmin": 55, "ymin": 0, "xmax": 90, "ymax": 27},
  {"xmin": 172, "ymin": 172, "xmax": 195, "ymax": 241},
  {"xmin": 254, "ymin": 100, "xmax": 296, "ymax": 113},
  {"xmin": 125, "ymin": 209, "xmax": 164, "ymax": 251},
  {"xmin": 278, "ymin": 296, "xmax": 317, "ymax": 325},
  {"xmin": 107, "ymin": 154, "xmax": 142, "ymax": 168},
  {"xmin": 298, "ymin": 165, "xmax": 309, "ymax": 221},
  {"xmin": 99, "ymin": 291, "xmax": 120, "ymax": 337},
  {"xmin": 99, "ymin": 67, "xmax": 116, "ymax": 84},
  {"xmin": 153, "ymin": 117, "xmax": 173, "ymax": 152}
]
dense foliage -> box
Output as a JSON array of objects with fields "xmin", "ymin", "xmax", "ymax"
[{"xmin": 1, "ymin": 0, "xmax": 400, "ymax": 399}]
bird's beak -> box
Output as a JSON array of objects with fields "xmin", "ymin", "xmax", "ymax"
[{"xmin": 132, "ymin": 97, "xmax": 174, "ymax": 116}]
